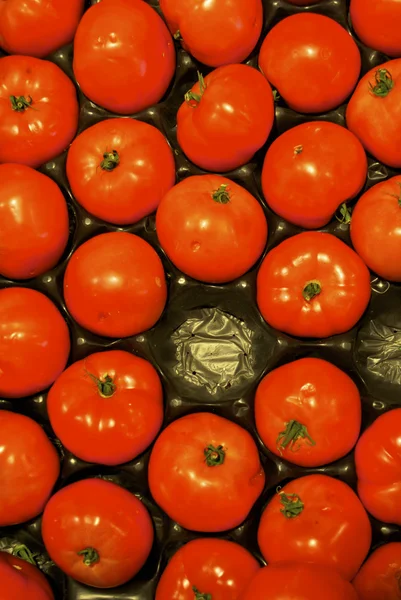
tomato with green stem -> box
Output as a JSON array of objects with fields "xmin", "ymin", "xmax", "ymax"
[
  {"xmin": 353, "ymin": 542, "xmax": 401, "ymax": 600},
  {"xmin": 0, "ymin": 547, "xmax": 54, "ymax": 600}
]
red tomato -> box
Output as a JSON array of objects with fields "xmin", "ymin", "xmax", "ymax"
[
  {"xmin": 0, "ymin": 0, "xmax": 84, "ymax": 58},
  {"xmin": 350, "ymin": 0, "xmax": 401, "ymax": 58},
  {"xmin": 255, "ymin": 358, "xmax": 361, "ymax": 467},
  {"xmin": 0, "ymin": 55, "xmax": 78, "ymax": 168},
  {"xmin": 155, "ymin": 538, "xmax": 260, "ymax": 600},
  {"xmin": 257, "ymin": 474, "xmax": 371, "ymax": 580},
  {"xmin": 256, "ymin": 232, "xmax": 371, "ymax": 338},
  {"xmin": 0, "ymin": 163, "xmax": 69, "ymax": 279},
  {"xmin": 73, "ymin": 0, "xmax": 175, "ymax": 115},
  {"xmin": 353, "ymin": 542, "xmax": 401, "ymax": 600},
  {"xmin": 156, "ymin": 175, "xmax": 268, "ymax": 283},
  {"xmin": 350, "ymin": 175, "xmax": 401, "ymax": 282},
  {"xmin": 64, "ymin": 232, "xmax": 167, "ymax": 338},
  {"xmin": 0, "ymin": 410, "xmax": 60, "ymax": 527},
  {"xmin": 177, "ymin": 65, "xmax": 274, "ymax": 172},
  {"xmin": 47, "ymin": 350, "xmax": 163, "ymax": 465},
  {"xmin": 355, "ymin": 408, "xmax": 401, "ymax": 526},
  {"xmin": 66, "ymin": 118, "xmax": 175, "ymax": 225},
  {"xmin": 159, "ymin": 0, "xmax": 262, "ymax": 67},
  {"xmin": 261, "ymin": 122, "xmax": 367, "ymax": 228},
  {"xmin": 0, "ymin": 287, "xmax": 70, "ymax": 398},
  {"xmin": 259, "ymin": 13, "xmax": 361, "ymax": 114},
  {"xmin": 148, "ymin": 412, "xmax": 265, "ymax": 532},
  {"xmin": 42, "ymin": 478, "xmax": 154, "ymax": 588},
  {"xmin": 0, "ymin": 550, "xmax": 54, "ymax": 600}
]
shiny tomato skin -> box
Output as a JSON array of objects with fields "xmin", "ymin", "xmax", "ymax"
[
  {"xmin": 47, "ymin": 350, "xmax": 163, "ymax": 466},
  {"xmin": 148, "ymin": 412, "xmax": 265, "ymax": 532},
  {"xmin": 0, "ymin": 287, "xmax": 70, "ymax": 398},
  {"xmin": 159, "ymin": 0, "xmax": 262, "ymax": 67},
  {"xmin": 177, "ymin": 64, "xmax": 274, "ymax": 172},
  {"xmin": 63, "ymin": 232, "xmax": 167, "ymax": 338},
  {"xmin": 261, "ymin": 122, "xmax": 367, "ymax": 228},
  {"xmin": 0, "ymin": 0, "xmax": 84, "ymax": 58},
  {"xmin": 259, "ymin": 13, "xmax": 361, "ymax": 114},
  {"xmin": 42, "ymin": 478, "xmax": 154, "ymax": 588},
  {"xmin": 0, "ymin": 55, "xmax": 78, "ymax": 168},
  {"xmin": 0, "ymin": 410, "xmax": 60, "ymax": 527},
  {"xmin": 353, "ymin": 542, "xmax": 401, "ymax": 600},
  {"xmin": 257, "ymin": 474, "xmax": 371, "ymax": 581},
  {"xmin": 256, "ymin": 232, "xmax": 371, "ymax": 338},
  {"xmin": 350, "ymin": 0, "xmax": 401, "ymax": 58},
  {"xmin": 156, "ymin": 175, "xmax": 268, "ymax": 283},
  {"xmin": 0, "ymin": 551, "xmax": 54, "ymax": 600},
  {"xmin": 66, "ymin": 118, "xmax": 175, "ymax": 225},
  {"xmin": 156, "ymin": 538, "xmax": 260, "ymax": 600},
  {"xmin": 73, "ymin": 0, "xmax": 175, "ymax": 115}
]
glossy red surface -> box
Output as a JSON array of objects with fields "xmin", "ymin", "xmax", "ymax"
[
  {"xmin": 350, "ymin": 0, "xmax": 401, "ymax": 58},
  {"xmin": 353, "ymin": 542, "xmax": 401, "ymax": 600},
  {"xmin": 0, "ymin": 551, "xmax": 54, "ymax": 599}
]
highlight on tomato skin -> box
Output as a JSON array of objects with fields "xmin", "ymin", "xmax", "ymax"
[
  {"xmin": 0, "ymin": 550, "xmax": 54, "ymax": 600},
  {"xmin": 353, "ymin": 542, "xmax": 401, "ymax": 600}
]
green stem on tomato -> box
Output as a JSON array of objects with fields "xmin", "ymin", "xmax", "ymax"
[
  {"xmin": 276, "ymin": 419, "xmax": 316, "ymax": 454},
  {"xmin": 174, "ymin": 30, "xmax": 182, "ymax": 41},
  {"xmin": 212, "ymin": 184, "xmax": 230, "ymax": 204},
  {"xmin": 100, "ymin": 150, "xmax": 120, "ymax": 171},
  {"xmin": 369, "ymin": 68, "xmax": 394, "ymax": 97},
  {"xmin": 193, "ymin": 586, "xmax": 212, "ymax": 600},
  {"xmin": 185, "ymin": 71, "xmax": 207, "ymax": 106},
  {"xmin": 12, "ymin": 544, "xmax": 37, "ymax": 565},
  {"xmin": 388, "ymin": 181, "xmax": 401, "ymax": 207},
  {"xmin": 277, "ymin": 489, "xmax": 304, "ymax": 519},
  {"xmin": 336, "ymin": 203, "xmax": 352, "ymax": 224},
  {"xmin": 77, "ymin": 547, "xmax": 100, "ymax": 566},
  {"xmin": 303, "ymin": 280, "xmax": 321, "ymax": 302},
  {"xmin": 85, "ymin": 370, "xmax": 116, "ymax": 398},
  {"xmin": 294, "ymin": 145, "xmax": 303, "ymax": 155},
  {"xmin": 204, "ymin": 444, "xmax": 225, "ymax": 466},
  {"xmin": 10, "ymin": 95, "xmax": 33, "ymax": 112}
]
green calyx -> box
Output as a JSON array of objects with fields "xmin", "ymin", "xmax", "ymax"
[
  {"xmin": 86, "ymin": 370, "xmax": 116, "ymax": 398},
  {"xmin": 303, "ymin": 280, "xmax": 321, "ymax": 302},
  {"xmin": 276, "ymin": 420, "xmax": 316, "ymax": 454},
  {"xmin": 369, "ymin": 68, "xmax": 394, "ymax": 97},
  {"xmin": 100, "ymin": 149, "xmax": 120, "ymax": 171},
  {"xmin": 174, "ymin": 30, "xmax": 182, "ymax": 41},
  {"xmin": 204, "ymin": 444, "xmax": 225, "ymax": 466},
  {"xmin": 277, "ymin": 488, "xmax": 304, "ymax": 518},
  {"xmin": 212, "ymin": 184, "xmax": 230, "ymax": 204},
  {"xmin": 10, "ymin": 95, "xmax": 33, "ymax": 112},
  {"xmin": 336, "ymin": 203, "xmax": 352, "ymax": 224},
  {"xmin": 388, "ymin": 181, "xmax": 401, "ymax": 207},
  {"xmin": 12, "ymin": 544, "xmax": 37, "ymax": 565},
  {"xmin": 77, "ymin": 547, "xmax": 100, "ymax": 566},
  {"xmin": 185, "ymin": 71, "xmax": 207, "ymax": 106},
  {"xmin": 193, "ymin": 586, "xmax": 212, "ymax": 600}
]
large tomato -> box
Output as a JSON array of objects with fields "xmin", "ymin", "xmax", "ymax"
[
  {"xmin": 0, "ymin": 410, "xmax": 59, "ymax": 527},
  {"xmin": 261, "ymin": 122, "xmax": 367, "ymax": 228},
  {"xmin": 159, "ymin": 0, "xmax": 262, "ymax": 67},
  {"xmin": 47, "ymin": 350, "xmax": 163, "ymax": 465},
  {"xmin": 63, "ymin": 232, "xmax": 167, "ymax": 338},
  {"xmin": 73, "ymin": 0, "xmax": 175, "ymax": 115},
  {"xmin": 353, "ymin": 542, "xmax": 401, "ymax": 600},
  {"xmin": 350, "ymin": 0, "xmax": 401, "ymax": 58},
  {"xmin": 177, "ymin": 65, "xmax": 274, "ymax": 172},
  {"xmin": 256, "ymin": 232, "xmax": 371, "ymax": 338},
  {"xmin": 0, "ymin": 550, "xmax": 54, "ymax": 600},
  {"xmin": 156, "ymin": 175, "xmax": 268, "ymax": 283},
  {"xmin": 148, "ymin": 412, "xmax": 265, "ymax": 532},
  {"xmin": 66, "ymin": 118, "xmax": 175, "ymax": 225},
  {"xmin": 0, "ymin": 287, "xmax": 70, "ymax": 398},
  {"xmin": 255, "ymin": 358, "xmax": 361, "ymax": 467},
  {"xmin": 257, "ymin": 474, "xmax": 371, "ymax": 580},
  {"xmin": 42, "ymin": 478, "xmax": 154, "ymax": 588},
  {"xmin": 155, "ymin": 538, "xmax": 260, "ymax": 600},
  {"xmin": 259, "ymin": 13, "xmax": 361, "ymax": 114},
  {"xmin": 0, "ymin": 55, "xmax": 78, "ymax": 167}
]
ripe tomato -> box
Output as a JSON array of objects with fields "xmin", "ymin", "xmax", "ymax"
[
  {"xmin": 0, "ymin": 550, "xmax": 54, "ymax": 600},
  {"xmin": 64, "ymin": 232, "xmax": 167, "ymax": 338},
  {"xmin": 0, "ymin": 0, "xmax": 84, "ymax": 58},
  {"xmin": 47, "ymin": 350, "xmax": 163, "ymax": 465},
  {"xmin": 353, "ymin": 542, "xmax": 401, "ymax": 600},
  {"xmin": 0, "ymin": 55, "xmax": 78, "ymax": 168},
  {"xmin": 350, "ymin": 175, "xmax": 401, "ymax": 282},
  {"xmin": 259, "ymin": 13, "xmax": 361, "ymax": 114},
  {"xmin": 256, "ymin": 232, "xmax": 371, "ymax": 338},
  {"xmin": 355, "ymin": 408, "xmax": 401, "ymax": 526},
  {"xmin": 159, "ymin": 0, "xmax": 262, "ymax": 67},
  {"xmin": 350, "ymin": 0, "xmax": 401, "ymax": 58},
  {"xmin": 155, "ymin": 538, "xmax": 260, "ymax": 600},
  {"xmin": 42, "ymin": 478, "xmax": 154, "ymax": 588},
  {"xmin": 261, "ymin": 122, "xmax": 367, "ymax": 229},
  {"xmin": 73, "ymin": 0, "xmax": 175, "ymax": 115},
  {"xmin": 0, "ymin": 410, "xmax": 59, "ymax": 527},
  {"xmin": 255, "ymin": 358, "xmax": 361, "ymax": 467},
  {"xmin": 0, "ymin": 287, "xmax": 70, "ymax": 398},
  {"xmin": 148, "ymin": 412, "xmax": 265, "ymax": 532},
  {"xmin": 66, "ymin": 118, "xmax": 175, "ymax": 225},
  {"xmin": 156, "ymin": 175, "xmax": 268, "ymax": 283},
  {"xmin": 177, "ymin": 65, "xmax": 274, "ymax": 172}
]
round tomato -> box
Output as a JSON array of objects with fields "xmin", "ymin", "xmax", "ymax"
[
  {"xmin": 256, "ymin": 232, "xmax": 371, "ymax": 338},
  {"xmin": 0, "ymin": 410, "xmax": 59, "ymax": 527},
  {"xmin": 63, "ymin": 232, "xmax": 167, "ymax": 338},
  {"xmin": 156, "ymin": 175, "xmax": 268, "ymax": 283},
  {"xmin": 47, "ymin": 350, "xmax": 163, "ymax": 465},
  {"xmin": 0, "ymin": 287, "xmax": 70, "ymax": 398},
  {"xmin": 42, "ymin": 478, "xmax": 154, "ymax": 588},
  {"xmin": 0, "ymin": 550, "xmax": 54, "ymax": 600},
  {"xmin": 177, "ymin": 65, "xmax": 274, "ymax": 172},
  {"xmin": 0, "ymin": 163, "xmax": 69, "ymax": 279},
  {"xmin": 159, "ymin": 0, "xmax": 262, "ymax": 67},
  {"xmin": 257, "ymin": 474, "xmax": 371, "ymax": 581},
  {"xmin": 350, "ymin": 0, "xmax": 401, "ymax": 58},
  {"xmin": 155, "ymin": 538, "xmax": 260, "ymax": 600},
  {"xmin": 0, "ymin": 0, "xmax": 84, "ymax": 58},
  {"xmin": 0, "ymin": 55, "xmax": 78, "ymax": 168},
  {"xmin": 261, "ymin": 122, "xmax": 367, "ymax": 228},
  {"xmin": 350, "ymin": 175, "xmax": 401, "ymax": 282},
  {"xmin": 259, "ymin": 13, "xmax": 361, "ymax": 114},
  {"xmin": 148, "ymin": 412, "xmax": 265, "ymax": 532},
  {"xmin": 353, "ymin": 542, "xmax": 401, "ymax": 600},
  {"xmin": 255, "ymin": 358, "xmax": 361, "ymax": 467},
  {"xmin": 66, "ymin": 118, "xmax": 175, "ymax": 225},
  {"xmin": 73, "ymin": 0, "xmax": 175, "ymax": 115},
  {"xmin": 355, "ymin": 408, "xmax": 401, "ymax": 526}
]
